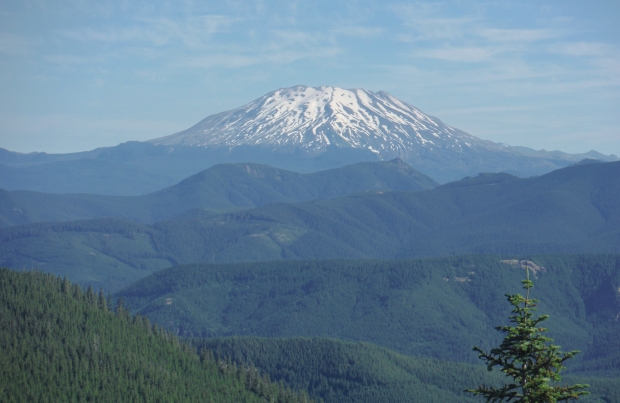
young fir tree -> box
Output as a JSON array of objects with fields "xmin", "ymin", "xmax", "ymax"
[{"xmin": 467, "ymin": 268, "xmax": 589, "ymax": 402}]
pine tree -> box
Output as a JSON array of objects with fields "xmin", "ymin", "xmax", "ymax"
[
  {"xmin": 62, "ymin": 277, "xmax": 71, "ymax": 294},
  {"xmin": 86, "ymin": 285, "xmax": 96, "ymax": 305},
  {"xmin": 115, "ymin": 297, "xmax": 130, "ymax": 322},
  {"xmin": 467, "ymin": 268, "xmax": 589, "ymax": 402},
  {"xmin": 97, "ymin": 289, "xmax": 108, "ymax": 311}
]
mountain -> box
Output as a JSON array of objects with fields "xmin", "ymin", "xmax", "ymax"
[
  {"xmin": 0, "ymin": 159, "xmax": 437, "ymax": 227},
  {"xmin": 172, "ymin": 159, "xmax": 618, "ymax": 260},
  {"xmin": 150, "ymin": 85, "xmax": 618, "ymax": 183},
  {"xmin": 0, "ymin": 268, "xmax": 312, "ymax": 402},
  {"xmin": 1, "ymin": 86, "xmax": 617, "ymax": 195},
  {"xmin": 1, "ymin": 160, "xmax": 618, "ymax": 291},
  {"xmin": 151, "ymin": 85, "xmax": 489, "ymax": 155},
  {"xmin": 118, "ymin": 255, "xmax": 620, "ymax": 375}
]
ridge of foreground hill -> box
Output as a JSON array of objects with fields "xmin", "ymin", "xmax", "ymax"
[
  {"xmin": 117, "ymin": 255, "xmax": 620, "ymax": 375},
  {"xmin": 0, "ymin": 268, "xmax": 313, "ymax": 402},
  {"xmin": 0, "ymin": 158, "xmax": 436, "ymax": 228},
  {"xmin": 0, "ymin": 160, "xmax": 618, "ymax": 291}
]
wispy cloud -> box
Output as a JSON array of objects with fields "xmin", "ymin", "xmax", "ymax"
[
  {"xmin": 52, "ymin": 13, "xmax": 341, "ymax": 75},
  {"xmin": 397, "ymin": 16, "xmax": 477, "ymax": 41},
  {"xmin": 391, "ymin": 3, "xmax": 478, "ymax": 41},
  {"xmin": 415, "ymin": 47, "xmax": 494, "ymax": 63},
  {"xmin": 176, "ymin": 54, "xmax": 259, "ymax": 69},
  {"xmin": 45, "ymin": 54, "xmax": 107, "ymax": 65},
  {"xmin": 330, "ymin": 26, "xmax": 384, "ymax": 37},
  {"xmin": 476, "ymin": 28, "xmax": 563, "ymax": 43},
  {"xmin": 60, "ymin": 15, "xmax": 236, "ymax": 48},
  {"xmin": 1, "ymin": 0, "xmax": 618, "ymax": 155},
  {"xmin": 389, "ymin": 0, "xmax": 620, "ymax": 97},
  {"xmin": 550, "ymin": 41, "xmax": 615, "ymax": 57}
]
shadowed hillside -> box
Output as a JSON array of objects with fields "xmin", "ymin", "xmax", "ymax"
[
  {"xmin": 0, "ymin": 158, "xmax": 436, "ymax": 227},
  {"xmin": 1, "ymin": 161, "xmax": 618, "ymax": 291}
]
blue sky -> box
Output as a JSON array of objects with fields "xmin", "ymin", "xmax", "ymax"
[{"xmin": 1, "ymin": 0, "xmax": 618, "ymax": 156}]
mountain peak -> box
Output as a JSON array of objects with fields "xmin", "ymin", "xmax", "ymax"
[
  {"xmin": 150, "ymin": 85, "xmax": 494, "ymax": 159},
  {"xmin": 146, "ymin": 85, "xmax": 618, "ymax": 184}
]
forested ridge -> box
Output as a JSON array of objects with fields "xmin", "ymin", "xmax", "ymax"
[
  {"xmin": 3, "ymin": 260, "xmax": 619, "ymax": 402},
  {"xmin": 2, "ymin": 159, "xmax": 619, "ymax": 403},
  {"xmin": 196, "ymin": 337, "xmax": 497, "ymax": 403},
  {"xmin": 0, "ymin": 158, "xmax": 435, "ymax": 227},
  {"xmin": 118, "ymin": 254, "xmax": 620, "ymax": 373},
  {"xmin": 0, "ymin": 268, "xmax": 314, "ymax": 403},
  {"xmin": 194, "ymin": 337, "xmax": 620, "ymax": 403},
  {"xmin": 1, "ymin": 160, "xmax": 619, "ymax": 292}
]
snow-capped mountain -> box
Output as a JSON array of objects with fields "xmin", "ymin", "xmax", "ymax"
[
  {"xmin": 150, "ymin": 85, "xmax": 501, "ymax": 159},
  {"xmin": 1, "ymin": 86, "xmax": 617, "ymax": 195},
  {"xmin": 149, "ymin": 85, "xmax": 617, "ymax": 183}
]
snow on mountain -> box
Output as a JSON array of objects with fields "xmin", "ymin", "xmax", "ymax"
[
  {"xmin": 148, "ymin": 85, "xmax": 618, "ymax": 183},
  {"xmin": 150, "ymin": 85, "xmax": 502, "ymax": 159}
]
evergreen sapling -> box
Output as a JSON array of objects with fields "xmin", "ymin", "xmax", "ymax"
[{"xmin": 467, "ymin": 268, "xmax": 589, "ymax": 402}]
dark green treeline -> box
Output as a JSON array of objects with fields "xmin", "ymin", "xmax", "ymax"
[
  {"xmin": 0, "ymin": 268, "xmax": 314, "ymax": 403},
  {"xmin": 194, "ymin": 337, "xmax": 620, "ymax": 403}
]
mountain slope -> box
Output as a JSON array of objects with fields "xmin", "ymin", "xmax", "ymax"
[
  {"xmin": 3, "ymin": 267, "xmax": 615, "ymax": 403},
  {"xmin": 199, "ymin": 337, "xmax": 499, "ymax": 403},
  {"xmin": 146, "ymin": 158, "xmax": 436, "ymax": 219},
  {"xmin": 151, "ymin": 86, "xmax": 493, "ymax": 156},
  {"xmin": 194, "ymin": 159, "xmax": 620, "ymax": 259},
  {"xmin": 118, "ymin": 255, "xmax": 620, "ymax": 374},
  {"xmin": 145, "ymin": 159, "xmax": 620, "ymax": 261},
  {"xmin": 0, "ymin": 159, "xmax": 436, "ymax": 227},
  {"xmin": 0, "ymin": 268, "xmax": 312, "ymax": 402},
  {"xmin": 1, "ymin": 161, "xmax": 618, "ymax": 290},
  {"xmin": 197, "ymin": 337, "xmax": 620, "ymax": 403}
]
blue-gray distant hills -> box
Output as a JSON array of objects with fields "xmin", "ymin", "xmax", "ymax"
[
  {"xmin": 1, "ymin": 159, "xmax": 618, "ymax": 291},
  {"xmin": 0, "ymin": 85, "xmax": 616, "ymax": 195},
  {"xmin": 0, "ymin": 158, "xmax": 435, "ymax": 227}
]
